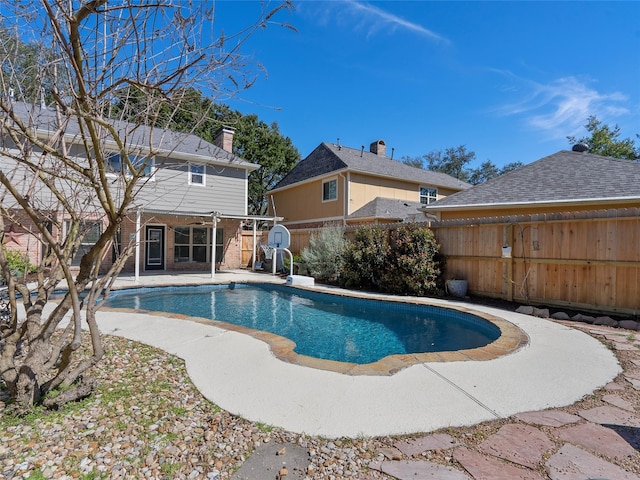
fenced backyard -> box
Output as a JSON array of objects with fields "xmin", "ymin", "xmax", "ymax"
[{"xmin": 242, "ymin": 207, "xmax": 640, "ymax": 315}]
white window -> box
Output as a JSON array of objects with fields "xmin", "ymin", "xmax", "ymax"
[
  {"xmin": 420, "ymin": 186, "xmax": 437, "ymax": 205},
  {"xmin": 322, "ymin": 178, "xmax": 337, "ymax": 202},
  {"xmin": 174, "ymin": 227, "xmax": 191, "ymax": 263},
  {"xmin": 189, "ymin": 163, "xmax": 205, "ymax": 185},
  {"xmin": 174, "ymin": 227, "xmax": 224, "ymax": 263},
  {"xmin": 107, "ymin": 153, "xmax": 154, "ymax": 178}
]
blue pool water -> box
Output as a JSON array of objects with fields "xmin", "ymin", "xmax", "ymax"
[{"xmin": 102, "ymin": 283, "xmax": 500, "ymax": 364}]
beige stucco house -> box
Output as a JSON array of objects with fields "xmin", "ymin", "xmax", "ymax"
[{"xmin": 268, "ymin": 139, "xmax": 471, "ymax": 229}]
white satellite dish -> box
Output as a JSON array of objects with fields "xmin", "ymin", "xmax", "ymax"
[{"xmin": 267, "ymin": 224, "xmax": 291, "ymax": 249}]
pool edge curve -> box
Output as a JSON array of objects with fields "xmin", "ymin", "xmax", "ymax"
[{"xmin": 102, "ymin": 282, "xmax": 530, "ymax": 376}]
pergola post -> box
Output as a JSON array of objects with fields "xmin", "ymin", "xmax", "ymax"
[
  {"xmin": 135, "ymin": 209, "xmax": 141, "ymax": 283},
  {"xmin": 211, "ymin": 213, "xmax": 218, "ymax": 280},
  {"xmin": 251, "ymin": 219, "xmax": 257, "ymax": 271}
]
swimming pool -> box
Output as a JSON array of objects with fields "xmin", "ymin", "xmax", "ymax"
[{"xmin": 103, "ymin": 283, "xmax": 501, "ymax": 364}]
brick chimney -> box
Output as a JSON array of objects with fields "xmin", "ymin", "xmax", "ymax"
[
  {"xmin": 214, "ymin": 126, "xmax": 235, "ymax": 153},
  {"xmin": 369, "ymin": 139, "xmax": 386, "ymax": 156}
]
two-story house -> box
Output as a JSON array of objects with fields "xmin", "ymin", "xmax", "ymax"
[
  {"xmin": 268, "ymin": 139, "xmax": 471, "ymax": 229},
  {"xmin": 1, "ymin": 101, "xmax": 266, "ymax": 278}
]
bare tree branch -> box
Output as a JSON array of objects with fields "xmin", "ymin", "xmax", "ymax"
[{"xmin": 0, "ymin": 0, "xmax": 295, "ymax": 409}]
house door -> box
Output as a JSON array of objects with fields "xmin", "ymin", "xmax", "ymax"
[{"xmin": 145, "ymin": 226, "xmax": 165, "ymax": 270}]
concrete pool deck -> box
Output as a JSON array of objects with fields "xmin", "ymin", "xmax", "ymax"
[{"xmin": 94, "ymin": 270, "xmax": 622, "ymax": 438}]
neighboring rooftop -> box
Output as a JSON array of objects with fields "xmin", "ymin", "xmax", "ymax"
[
  {"xmin": 272, "ymin": 141, "xmax": 471, "ymax": 191},
  {"xmin": 422, "ymin": 150, "xmax": 640, "ymax": 211},
  {"xmin": 348, "ymin": 197, "xmax": 428, "ymax": 223}
]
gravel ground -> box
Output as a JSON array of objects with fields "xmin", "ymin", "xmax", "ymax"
[{"xmin": 1, "ymin": 324, "xmax": 639, "ymax": 480}]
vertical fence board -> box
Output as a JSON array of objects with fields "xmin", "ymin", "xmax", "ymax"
[
  {"xmin": 570, "ymin": 220, "xmax": 587, "ymax": 260},
  {"xmin": 619, "ymin": 216, "xmax": 639, "ymax": 261}
]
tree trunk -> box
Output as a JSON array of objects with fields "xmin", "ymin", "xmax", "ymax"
[
  {"xmin": 15, "ymin": 365, "xmax": 41, "ymax": 408},
  {"xmin": 42, "ymin": 375, "xmax": 97, "ymax": 409}
]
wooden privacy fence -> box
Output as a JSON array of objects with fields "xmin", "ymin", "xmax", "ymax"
[
  {"xmin": 431, "ymin": 208, "xmax": 640, "ymax": 316},
  {"xmin": 241, "ymin": 210, "xmax": 639, "ymax": 315}
]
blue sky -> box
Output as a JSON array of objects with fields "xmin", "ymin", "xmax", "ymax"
[{"xmin": 217, "ymin": 1, "xmax": 640, "ymax": 168}]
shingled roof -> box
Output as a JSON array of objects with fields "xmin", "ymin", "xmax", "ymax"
[
  {"xmin": 6, "ymin": 101, "xmax": 257, "ymax": 170},
  {"xmin": 272, "ymin": 142, "xmax": 471, "ymax": 191},
  {"xmin": 347, "ymin": 197, "xmax": 427, "ymax": 222},
  {"xmin": 422, "ymin": 150, "xmax": 640, "ymax": 211}
]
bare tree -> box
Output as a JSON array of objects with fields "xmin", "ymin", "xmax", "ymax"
[{"xmin": 0, "ymin": 0, "xmax": 293, "ymax": 410}]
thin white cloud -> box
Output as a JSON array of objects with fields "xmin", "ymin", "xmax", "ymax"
[
  {"xmin": 494, "ymin": 72, "xmax": 629, "ymax": 138},
  {"xmin": 348, "ymin": 1, "xmax": 449, "ymax": 43},
  {"xmin": 303, "ymin": 0, "xmax": 450, "ymax": 44}
]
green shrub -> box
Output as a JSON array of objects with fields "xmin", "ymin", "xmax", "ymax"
[
  {"xmin": 300, "ymin": 224, "xmax": 347, "ymax": 283},
  {"xmin": 378, "ymin": 223, "xmax": 442, "ymax": 296},
  {"xmin": 303, "ymin": 223, "xmax": 443, "ymax": 295},
  {"xmin": 2, "ymin": 248, "xmax": 37, "ymax": 279},
  {"xmin": 340, "ymin": 225, "xmax": 389, "ymax": 290},
  {"xmin": 283, "ymin": 254, "xmax": 303, "ymax": 274},
  {"xmin": 339, "ymin": 223, "xmax": 443, "ymax": 296}
]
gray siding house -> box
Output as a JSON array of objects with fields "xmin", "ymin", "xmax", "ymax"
[{"xmin": 0, "ymin": 101, "xmax": 262, "ymax": 276}]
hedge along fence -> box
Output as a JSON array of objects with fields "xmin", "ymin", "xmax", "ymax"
[{"xmin": 430, "ymin": 207, "xmax": 640, "ymax": 316}]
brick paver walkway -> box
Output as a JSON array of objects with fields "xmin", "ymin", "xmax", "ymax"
[{"xmin": 369, "ymin": 322, "xmax": 640, "ymax": 479}]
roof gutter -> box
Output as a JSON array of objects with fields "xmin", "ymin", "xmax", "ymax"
[
  {"xmin": 269, "ymin": 168, "xmax": 349, "ymax": 194},
  {"xmin": 421, "ymin": 196, "xmax": 640, "ymax": 212},
  {"xmin": 135, "ymin": 207, "xmax": 283, "ymax": 222},
  {"xmin": 270, "ymin": 166, "xmax": 466, "ymax": 195},
  {"xmin": 346, "ymin": 167, "xmax": 469, "ymax": 191}
]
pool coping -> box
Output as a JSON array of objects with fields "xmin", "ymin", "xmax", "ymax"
[
  {"xmin": 94, "ymin": 273, "xmax": 622, "ymax": 438},
  {"xmin": 103, "ymin": 282, "xmax": 529, "ymax": 376}
]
